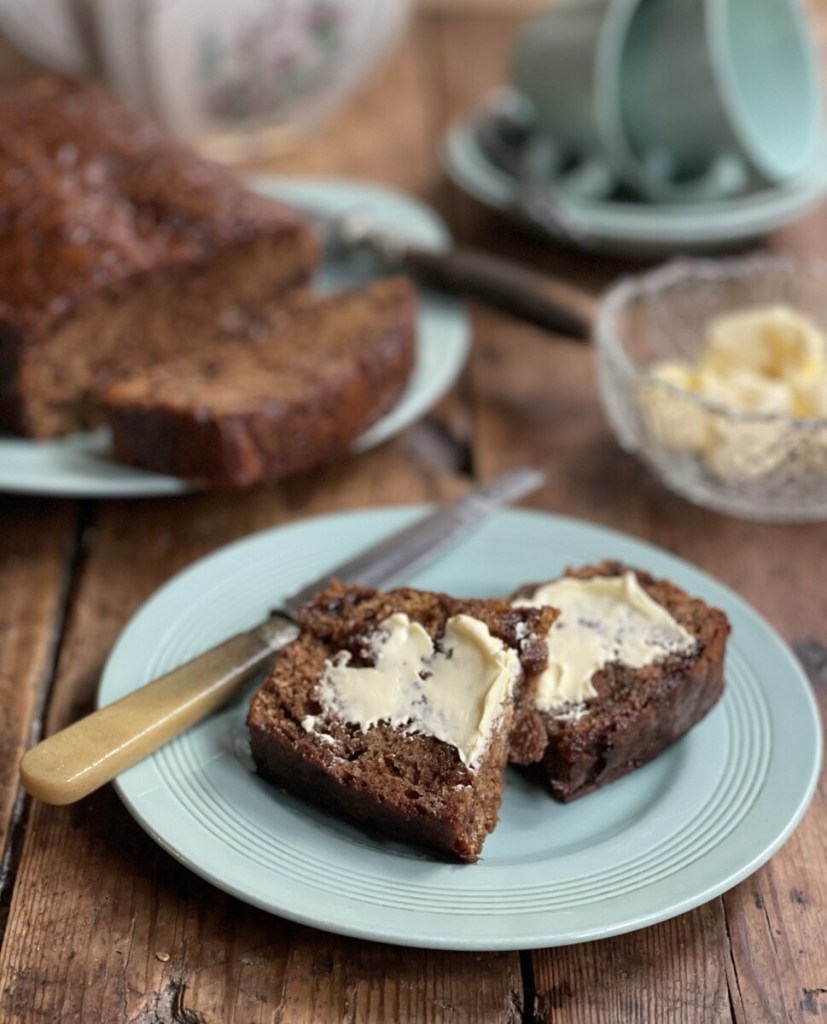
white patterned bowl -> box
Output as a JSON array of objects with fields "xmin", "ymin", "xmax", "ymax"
[{"xmin": 0, "ymin": 0, "xmax": 411, "ymax": 155}]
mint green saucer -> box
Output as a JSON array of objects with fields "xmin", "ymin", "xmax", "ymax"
[
  {"xmin": 442, "ymin": 106, "xmax": 827, "ymax": 259},
  {"xmin": 99, "ymin": 507, "xmax": 821, "ymax": 950}
]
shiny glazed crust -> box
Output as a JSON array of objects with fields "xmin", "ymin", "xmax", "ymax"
[
  {"xmin": 0, "ymin": 76, "xmax": 317, "ymax": 437},
  {"xmin": 0, "ymin": 76, "xmax": 310, "ymax": 330}
]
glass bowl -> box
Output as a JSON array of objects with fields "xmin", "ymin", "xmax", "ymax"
[{"xmin": 594, "ymin": 254, "xmax": 827, "ymax": 522}]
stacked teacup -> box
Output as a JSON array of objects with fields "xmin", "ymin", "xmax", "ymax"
[{"xmin": 510, "ymin": 0, "xmax": 823, "ymax": 204}]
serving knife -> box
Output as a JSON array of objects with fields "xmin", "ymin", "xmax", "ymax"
[
  {"xmin": 20, "ymin": 466, "xmax": 545, "ymax": 806},
  {"xmin": 298, "ymin": 203, "xmax": 591, "ymax": 341}
]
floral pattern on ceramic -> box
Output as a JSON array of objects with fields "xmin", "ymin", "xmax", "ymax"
[
  {"xmin": 0, "ymin": 0, "xmax": 411, "ymax": 146},
  {"xmin": 197, "ymin": 0, "xmax": 347, "ymax": 123}
]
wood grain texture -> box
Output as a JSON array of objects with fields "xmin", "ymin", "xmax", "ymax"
[
  {"xmin": 721, "ymin": 637, "xmax": 827, "ymax": 1024},
  {"xmin": 6, "ymin": 791, "xmax": 523, "ymax": 1023},
  {"xmin": 273, "ymin": 934, "xmax": 523, "ymax": 1024},
  {"xmin": 0, "ymin": 497, "xmax": 75, "ymax": 900},
  {"xmin": 530, "ymin": 902, "xmax": 733, "ymax": 1023}
]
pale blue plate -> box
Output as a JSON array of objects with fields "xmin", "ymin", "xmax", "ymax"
[
  {"xmin": 442, "ymin": 105, "xmax": 827, "ymax": 259},
  {"xmin": 0, "ymin": 179, "xmax": 469, "ymax": 497},
  {"xmin": 99, "ymin": 507, "xmax": 822, "ymax": 950}
]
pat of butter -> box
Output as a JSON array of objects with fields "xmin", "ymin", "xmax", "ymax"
[
  {"xmin": 698, "ymin": 367, "xmax": 793, "ymax": 415},
  {"xmin": 791, "ymin": 371, "xmax": 827, "ymax": 418},
  {"xmin": 302, "ymin": 613, "xmax": 519, "ymax": 770},
  {"xmin": 639, "ymin": 304, "xmax": 827, "ymax": 484},
  {"xmin": 513, "ymin": 573, "xmax": 695, "ymax": 713},
  {"xmin": 702, "ymin": 416, "xmax": 797, "ymax": 482},
  {"xmin": 637, "ymin": 360, "xmax": 710, "ymax": 453},
  {"xmin": 703, "ymin": 305, "xmax": 827, "ymax": 380}
]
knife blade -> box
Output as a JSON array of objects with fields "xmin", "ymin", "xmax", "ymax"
[
  {"xmin": 20, "ymin": 466, "xmax": 545, "ymax": 805},
  {"xmin": 298, "ymin": 203, "xmax": 592, "ymax": 341}
]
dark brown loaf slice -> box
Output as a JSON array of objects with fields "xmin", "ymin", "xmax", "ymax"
[
  {"xmin": 0, "ymin": 76, "xmax": 316, "ymax": 437},
  {"xmin": 100, "ymin": 277, "xmax": 416, "ymax": 487},
  {"xmin": 510, "ymin": 560, "xmax": 730, "ymax": 802},
  {"xmin": 247, "ymin": 581, "xmax": 558, "ymax": 862}
]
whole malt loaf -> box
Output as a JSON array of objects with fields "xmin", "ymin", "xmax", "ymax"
[{"xmin": 0, "ymin": 76, "xmax": 317, "ymax": 438}]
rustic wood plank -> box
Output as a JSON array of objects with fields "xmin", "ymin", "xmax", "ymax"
[
  {"xmin": 273, "ymin": 932, "xmax": 522, "ymax": 1024},
  {"xmin": 723, "ymin": 822, "xmax": 827, "ymax": 1024},
  {"xmin": 531, "ymin": 901, "xmax": 733, "ymax": 1023},
  {"xmin": 0, "ymin": 449, "xmax": 524, "ymax": 1023},
  {"xmin": 0, "ymin": 497, "xmax": 75, "ymax": 902},
  {"xmin": 720, "ymin": 636, "xmax": 826, "ymax": 1024}
]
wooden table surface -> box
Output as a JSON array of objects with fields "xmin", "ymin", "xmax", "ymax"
[{"xmin": 1, "ymin": 6, "xmax": 826, "ymax": 1023}]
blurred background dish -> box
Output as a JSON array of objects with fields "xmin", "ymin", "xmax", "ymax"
[
  {"xmin": 0, "ymin": 0, "xmax": 411, "ymax": 160},
  {"xmin": 0, "ymin": 0, "xmax": 88, "ymax": 75},
  {"xmin": 0, "ymin": 178, "xmax": 470, "ymax": 497},
  {"xmin": 441, "ymin": 92, "xmax": 827, "ymax": 260},
  {"xmin": 507, "ymin": 0, "xmax": 822, "ymax": 204},
  {"xmin": 594, "ymin": 253, "xmax": 827, "ymax": 521},
  {"xmin": 613, "ymin": 0, "xmax": 822, "ymax": 197},
  {"xmin": 443, "ymin": 0, "xmax": 826, "ymax": 258}
]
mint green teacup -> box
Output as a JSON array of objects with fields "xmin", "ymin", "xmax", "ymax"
[
  {"xmin": 612, "ymin": 0, "xmax": 823, "ymax": 201},
  {"xmin": 509, "ymin": 0, "xmax": 638, "ymax": 201},
  {"xmin": 509, "ymin": 0, "xmax": 823, "ymax": 204}
]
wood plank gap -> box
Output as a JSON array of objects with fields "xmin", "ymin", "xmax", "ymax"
[
  {"xmin": 721, "ymin": 897, "xmax": 747, "ymax": 1024},
  {"xmin": 518, "ymin": 948, "xmax": 536, "ymax": 1024},
  {"xmin": 22, "ymin": 500, "xmax": 98, "ymax": 750},
  {"xmin": 0, "ymin": 499, "xmax": 95, "ymax": 941}
]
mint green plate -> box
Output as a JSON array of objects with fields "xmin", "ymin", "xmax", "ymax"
[
  {"xmin": 0, "ymin": 179, "xmax": 469, "ymax": 497},
  {"xmin": 99, "ymin": 508, "xmax": 821, "ymax": 950},
  {"xmin": 442, "ymin": 106, "xmax": 827, "ymax": 259}
]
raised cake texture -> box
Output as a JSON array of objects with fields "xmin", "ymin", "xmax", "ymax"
[
  {"xmin": 510, "ymin": 560, "xmax": 730, "ymax": 802},
  {"xmin": 0, "ymin": 76, "xmax": 317, "ymax": 437},
  {"xmin": 101, "ymin": 277, "xmax": 417, "ymax": 487},
  {"xmin": 247, "ymin": 581, "xmax": 557, "ymax": 862}
]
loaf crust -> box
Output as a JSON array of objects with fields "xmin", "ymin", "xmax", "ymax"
[
  {"xmin": 510, "ymin": 560, "xmax": 730, "ymax": 802},
  {"xmin": 0, "ymin": 76, "xmax": 317, "ymax": 437},
  {"xmin": 101, "ymin": 278, "xmax": 417, "ymax": 487},
  {"xmin": 247, "ymin": 581, "xmax": 557, "ymax": 862}
]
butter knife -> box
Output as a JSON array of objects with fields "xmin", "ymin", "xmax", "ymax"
[
  {"xmin": 20, "ymin": 467, "xmax": 545, "ymax": 805},
  {"xmin": 298, "ymin": 204, "xmax": 591, "ymax": 341}
]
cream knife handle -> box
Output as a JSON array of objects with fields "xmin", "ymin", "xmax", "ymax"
[{"xmin": 20, "ymin": 615, "xmax": 299, "ymax": 806}]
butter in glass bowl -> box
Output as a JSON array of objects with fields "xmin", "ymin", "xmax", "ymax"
[{"xmin": 595, "ymin": 255, "xmax": 827, "ymax": 521}]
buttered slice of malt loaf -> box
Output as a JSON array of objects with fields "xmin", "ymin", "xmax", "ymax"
[
  {"xmin": 247, "ymin": 581, "xmax": 557, "ymax": 862},
  {"xmin": 510, "ymin": 560, "xmax": 730, "ymax": 802},
  {"xmin": 101, "ymin": 278, "xmax": 416, "ymax": 487}
]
